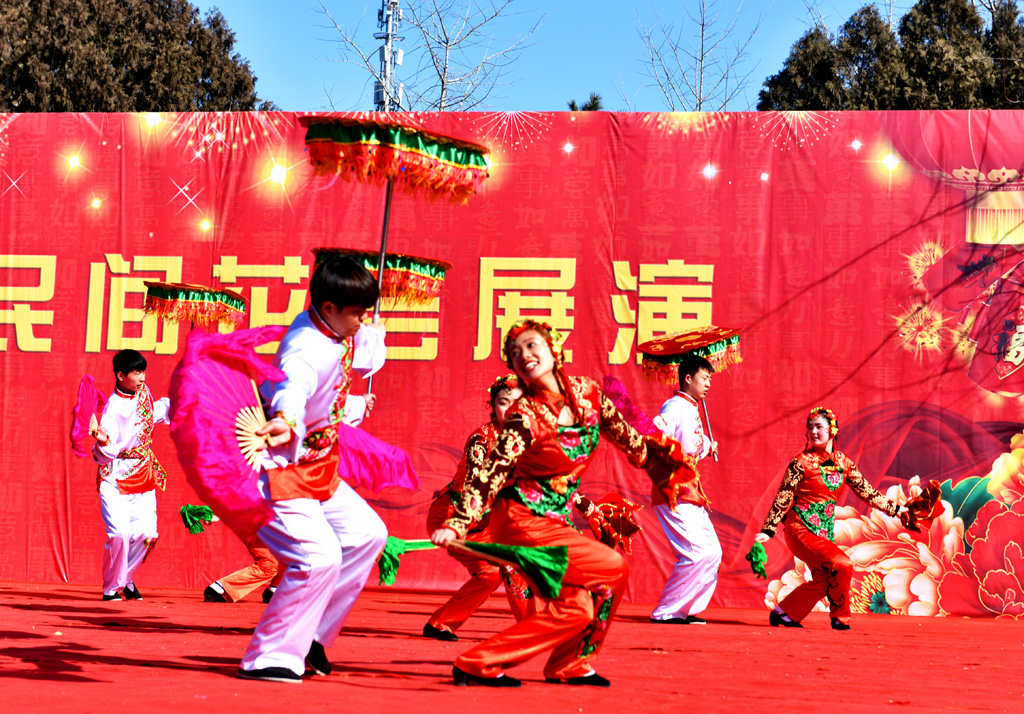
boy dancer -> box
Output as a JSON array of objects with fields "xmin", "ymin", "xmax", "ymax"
[
  {"xmin": 649, "ymin": 354, "xmax": 722, "ymax": 625},
  {"xmin": 92, "ymin": 349, "xmax": 170, "ymax": 601},
  {"xmin": 237, "ymin": 255, "xmax": 388, "ymax": 683}
]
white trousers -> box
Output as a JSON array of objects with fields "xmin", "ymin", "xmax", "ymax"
[
  {"xmin": 99, "ymin": 482, "xmax": 158, "ymax": 595},
  {"xmin": 241, "ymin": 480, "xmax": 388, "ymax": 675},
  {"xmin": 651, "ymin": 502, "xmax": 722, "ymax": 620}
]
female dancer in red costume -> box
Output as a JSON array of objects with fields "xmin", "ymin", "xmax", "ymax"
[
  {"xmin": 423, "ymin": 375, "xmax": 532, "ymax": 641},
  {"xmin": 755, "ymin": 407, "xmax": 905, "ymax": 630},
  {"xmin": 431, "ymin": 319, "xmax": 688, "ymax": 687}
]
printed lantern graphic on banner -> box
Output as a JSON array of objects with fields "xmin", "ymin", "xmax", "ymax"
[{"xmin": 885, "ymin": 112, "xmax": 1024, "ymax": 246}]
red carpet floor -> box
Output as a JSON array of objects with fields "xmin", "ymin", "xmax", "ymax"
[{"xmin": 0, "ymin": 580, "xmax": 1020, "ymax": 713}]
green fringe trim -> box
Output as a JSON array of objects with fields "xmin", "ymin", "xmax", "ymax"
[
  {"xmin": 180, "ymin": 504, "xmax": 215, "ymax": 535},
  {"xmin": 745, "ymin": 541, "xmax": 768, "ymax": 579}
]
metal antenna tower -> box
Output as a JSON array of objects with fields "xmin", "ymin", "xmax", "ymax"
[{"xmin": 373, "ymin": 0, "xmax": 405, "ymax": 111}]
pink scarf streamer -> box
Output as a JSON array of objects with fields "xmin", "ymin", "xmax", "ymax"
[{"xmin": 169, "ymin": 325, "xmax": 285, "ymax": 542}]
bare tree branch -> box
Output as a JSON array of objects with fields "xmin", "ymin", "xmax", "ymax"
[
  {"xmin": 318, "ymin": 0, "xmax": 544, "ymax": 111},
  {"xmin": 634, "ymin": 0, "xmax": 768, "ymax": 111}
]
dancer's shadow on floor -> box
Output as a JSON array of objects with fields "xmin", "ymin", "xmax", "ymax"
[
  {"xmin": 2, "ymin": 604, "xmax": 254, "ymax": 636},
  {"xmin": 0, "ymin": 642, "xmax": 237, "ymax": 683},
  {"xmin": 0, "ymin": 588, "xmax": 115, "ymax": 602}
]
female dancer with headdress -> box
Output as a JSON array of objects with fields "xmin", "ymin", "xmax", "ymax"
[
  {"xmin": 754, "ymin": 407, "xmax": 906, "ymax": 630},
  {"xmin": 430, "ymin": 319, "xmax": 691, "ymax": 687},
  {"xmin": 423, "ymin": 374, "xmax": 532, "ymax": 641}
]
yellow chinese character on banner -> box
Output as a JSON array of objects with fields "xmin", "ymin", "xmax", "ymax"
[
  {"xmin": 474, "ymin": 257, "xmax": 576, "ymax": 361},
  {"xmin": 608, "ymin": 259, "xmax": 714, "ymax": 365},
  {"xmin": 85, "ymin": 254, "xmax": 183, "ymax": 354},
  {"xmin": 0, "ymin": 255, "xmax": 56, "ymax": 352},
  {"xmin": 213, "ymin": 255, "xmax": 309, "ymax": 354},
  {"xmin": 376, "ymin": 297, "xmax": 441, "ymax": 360}
]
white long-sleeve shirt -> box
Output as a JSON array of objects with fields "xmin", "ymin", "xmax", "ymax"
[
  {"xmin": 260, "ymin": 307, "xmax": 385, "ymax": 468},
  {"xmin": 652, "ymin": 391, "xmax": 710, "ymax": 461},
  {"xmin": 93, "ymin": 383, "xmax": 171, "ymax": 488}
]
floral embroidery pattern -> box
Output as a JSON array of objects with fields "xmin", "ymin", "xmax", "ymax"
[
  {"xmin": 557, "ymin": 414, "xmax": 599, "ymax": 463},
  {"xmin": 575, "ymin": 584, "xmax": 615, "ymax": 659},
  {"xmin": 514, "ymin": 476, "xmax": 581, "ymax": 527},
  {"xmin": 819, "ymin": 462, "xmax": 845, "ymax": 491},
  {"xmin": 795, "ymin": 500, "xmax": 837, "ymax": 541},
  {"xmin": 300, "ymin": 335, "xmax": 355, "ymax": 464}
]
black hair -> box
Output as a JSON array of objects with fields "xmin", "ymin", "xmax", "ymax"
[
  {"xmin": 677, "ymin": 353, "xmax": 714, "ymax": 388},
  {"xmin": 309, "ymin": 255, "xmax": 379, "ymax": 311},
  {"xmin": 113, "ymin": 349, "xmax": 147, "ymax": 378}
]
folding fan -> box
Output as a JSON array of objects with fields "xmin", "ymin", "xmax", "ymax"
[{"xmin": 169, "ymin": 325, "xmax": 285, "ymax": 542}]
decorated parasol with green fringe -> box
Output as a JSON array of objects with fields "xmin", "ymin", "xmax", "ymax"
[
  {"xmin": 300, "ymin": 115, "xmax": 490, "ymax": 391},
  {"xmin": 377, "ymin": 536, "xmax": 568, "ymax": 599},
  {"xmin": 638, "ymin": 325, "xmax": 742, "ymax": 463},
  {"xmin": 312, "ymin": 247, "xmax": 452, "ymax": 308},
  {"xmin": 144, "ymin": 281, "xmax": 248, "ymax": 329}
]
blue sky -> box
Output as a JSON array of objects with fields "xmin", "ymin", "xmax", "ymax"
[{"xmin": 196, "ymin": 1, "xmax": 910, "ymax": 112}]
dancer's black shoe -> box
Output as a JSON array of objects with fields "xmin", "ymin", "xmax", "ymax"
[
  {"xmin": 101, "ymin": 593, "xmax": 121, "ymax": 601},
  {"xmin": 262, "ymin": 587, "xmax": 275, "ymax": 604},
  {"xmin": 649, "ymin": 617, "xmax": 688, "ymax": 624},
  {"xmin": 123, "ymin": 584, "xmax": 143, "ymax": 600},
  {"xmin": 453, "ymin": 666, "xmax": 521, "ymax": 687},
  {"xmin": 236, "ymin": 667, "xmax": 301, "ymax": 683},
  {"xmin": 545, "ymin": 673, "xmax": 611, "ymax": 687},
  {"xmin": 769, "ymin": 609, "xmax": 803, "ymax": 628},
  {"xmin": 305, "ymin": 640, "xmax": 331, "ymax": 676},
  {"xmin": 203, "ymin": 586, "xmax": 226, "ymax": 603},
  {"xmin": 423, "ymin": 623, "xmax": 459, "ymax": 641},
  {"xmin": 831, "ymin": 619, "xmax": 851, "ymax": 631}
]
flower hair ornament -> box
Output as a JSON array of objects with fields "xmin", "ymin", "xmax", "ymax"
[
  {"xmin": 807, "ymin": 406, "xmax": 839, "ymax": 436},
  {"xmin": 486, "ymin": 374, "xmax": 521, "ymax": 407},
  {"xmin": 500, "ymin": 319, "xmax": 567, "ymax": 367}
]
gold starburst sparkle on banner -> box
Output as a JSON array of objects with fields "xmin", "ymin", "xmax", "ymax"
[
  {"xmin": 469, "ymin": 112, "xmax": 554, "ymax": 150},
  {"xmin": 758, "ymin": 111, "xmax": 838, "ymax": 150},
  {"xmin": 905, "ymin": 240, "xmax": 949, "ymax": 291},
  {"xmin": 893, "ymin": 301, "xmax": 947, "ymax": 358},
  {"xmin": 636, "ymin": 112, "xmax": 730, "ymax": 138}
]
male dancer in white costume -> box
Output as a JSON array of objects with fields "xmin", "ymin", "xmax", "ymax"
[
  {"xmin": 92, "ymin": 349, "xmax": 170, "ymax": 601},
  {"xmin": 237, "ymin": 255, "xmax": 388, "ymax": 683},
  {"xmin": 649, "ymin": 353, "xmax": 722, "ymax": 625}
]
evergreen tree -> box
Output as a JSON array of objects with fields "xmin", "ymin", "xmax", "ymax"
[
  {"xmin": 567, "ymin": 93, "xmax": 603, "ymax": 111},
  {"xmin": 985, "ymin": 0, "xmax": 1024, "ymax": 106},
  {"xmin": 836, "ymin": 5, "xmax": 905, "ymax": 109},
  {"xmin": 898, "ymin": 0, "xmax": 992, "ymax": 108},
  {"xmin": 0, "ymin": 0, "xmax": 274, "ymax": 112},
  {"xmin": 757, "ymin": 26, "xmax": 841, "ymax": 110}
]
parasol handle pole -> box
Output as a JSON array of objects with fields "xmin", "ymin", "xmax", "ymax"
[
  {"xmin": 702, "ymin": 398, "xmax": 718, "ymax": 462},
  {"xmin": 368, "ymin": 177, "xmax": 395, "ymax": 396}
]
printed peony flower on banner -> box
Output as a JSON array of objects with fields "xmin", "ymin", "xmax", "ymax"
[
  {"xmin": 985, "ymin": 432, "xmax": 1024, "ymax": 505},
  {"xmin": 764, "ymin": 558, "xmax": 827, "ymax": 613},
  {"xmin": 937, "ymin": 498, "xmax": 1024, "ymax": 618},
  {"xmin": 765, "ymin": 477, "xmax": 963, "ymax": 616}
]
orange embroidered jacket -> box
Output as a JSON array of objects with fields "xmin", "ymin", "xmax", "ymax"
[
  {"xmin": 760, "ymin": 448, "xmax": 898, "ymax": 542},
  {"xmin": 444, "ymin": 376, "xmax": 681, "ymax": 537}
]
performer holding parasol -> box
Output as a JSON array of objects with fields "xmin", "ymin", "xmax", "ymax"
[
  {"xmin": 234, "ymin": 254, "xmax": 389, "ymax": 683},
  {"xmin": 91, "ymin": 349, "xmax": 171, "ymax": 602},
  {"xmin": 430, "ymin": 319, "xmax": 699, "ymax": 688}
]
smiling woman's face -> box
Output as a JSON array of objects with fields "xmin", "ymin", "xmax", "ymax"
[{"xmin": 508, "ymin": 330, "xmax": 555, "ymax": 385}]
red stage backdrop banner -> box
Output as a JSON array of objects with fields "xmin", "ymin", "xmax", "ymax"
[{"xmin": 2, "ymin": 110, "xmax": 1023, "ymax": 618}]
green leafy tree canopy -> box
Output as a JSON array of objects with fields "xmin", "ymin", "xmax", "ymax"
[{"xmin": 0, "ymin": 0, "xmax": 275, "ymax": 112}]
